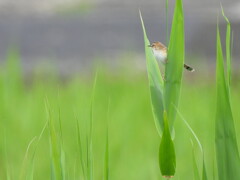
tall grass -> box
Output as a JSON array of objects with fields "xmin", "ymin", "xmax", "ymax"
[
  {"xmin": 1, "ymin": 3, "xmax": 240, "ymax": 180},
  {"xmin": 215, "ymin": 8, "xmax": 240, "ymax": 180},
  {"xmin": 176, "ymin": 108, "xmax": 208, "ymax": 180},
  {"xmin": 75, "ymin": 74, "xmax": 98, "ymax": 180},
  {"xmin": 1, "ymin": 49, "xmax": 240, "ymax": 179},
  {"xmin": 46, "ymin": 99, "xmax": 66, "ymax": 180},
  {"xmin": 76, "ymin": 112, "xmax": 86, "ymax": 179},
  {"xmin": 20, "ymin": 121, "xmax": 48, "ymax": 180},
  {"xmin": 141, "ymin": 1, "xmax": 240, "ymax": 180},
  {"xmin": 140, "ymin": 0, "xmax": 185, "ymax": 177},
  {"xmin": 86, "ymin": 74, "xmax": 97, "ymax": 180}
]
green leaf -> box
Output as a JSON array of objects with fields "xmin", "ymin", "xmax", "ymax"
[
  {"xmin": 159, "ymin": 111, "xmax": 176, "ymax": 178},
  {"xmin": 164, "ymin": 0, "xmax": 185, "ymax": 132},
  {"xmin": 139, "ymin": 10, "xmax": 165, "ymax": 136},
  {"xmin": 215, "ymin": 19, "xmax": 240, "ymax": 180}
]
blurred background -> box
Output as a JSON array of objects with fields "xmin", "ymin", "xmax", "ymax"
[
  {"xmin": 0, "ymin": 0, "xmax": 239, "ymax": 74},
  {"xmin": 0, "ymin": 0, "xmax": 240, "ymax": 180}
]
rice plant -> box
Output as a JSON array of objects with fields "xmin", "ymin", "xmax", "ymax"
[
  {"xmin": 1, "ymin": 2, "xmax": 240, "ymax": 180},
  {"xmin": 140, "ymin": 1, "xmax": 240, "ymax": 179},
  {"xmin": 215, "ymin": 7, "xmax": 240, "ymax": 180},
  {"xmin": 46, "ymin": 98, "xmax": 66, "ymax": 180},
  {"xmin": 140, "ymin": 0, "xmax": 185, "ymax": 177}
]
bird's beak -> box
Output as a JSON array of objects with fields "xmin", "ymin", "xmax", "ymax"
[{"xmin": 148, "ymin": 44, "xmax": 152, "ymax": 47}]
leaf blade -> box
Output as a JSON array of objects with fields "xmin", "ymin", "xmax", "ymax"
[
  {"xmin": 139, "ymin": 10, "xmax": 165, "ymax": 135},
  {"xmin": 215, "ymin": 21, "xmax": 240, "ymax": 180},
  {"xmin": 159, "ymin": 111, "xmax": 176, "ymax": 178},
  {"xmin": 164, "ymin": 0, "xmax": 185, "ymax": 131}
]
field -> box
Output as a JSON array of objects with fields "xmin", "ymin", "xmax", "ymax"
[
  {"xmin": 0, "ymin": 0, "xmax": 239, "ymax": 178},
  {"xmin": 0, "ymin": 50, "xmax": 240, "ymax": 179}
]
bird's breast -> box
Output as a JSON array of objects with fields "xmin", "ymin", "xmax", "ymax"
[{"xmin": 153, "ymin": 50, "xmax": 167, "ymax": 64}]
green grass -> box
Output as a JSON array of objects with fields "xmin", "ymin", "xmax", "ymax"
[
  {"xmin": 140, "ymin": 1, "xmax": 240, "ymax": 179},
  {"xmin": 1, "ymin": 54, "xmax": 240, "ymax": 179},
  {"xmin": 0, "ymin": 4, "xmax": 240, "ymax": 179},
  {"xmin": 215, "ymin": 8, "xmax": 240, "ymax": 179}
]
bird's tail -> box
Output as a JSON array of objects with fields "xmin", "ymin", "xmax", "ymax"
[{"xmin": 184, "ymin": 64, "xmax": 195, "ymax": 72}]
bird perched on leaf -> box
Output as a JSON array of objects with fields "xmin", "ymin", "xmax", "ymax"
[{"xmin": 148, "ymin": 41, "xmax": 195, "ymax": 72}]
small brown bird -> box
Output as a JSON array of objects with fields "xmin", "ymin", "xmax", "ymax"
[{"xmin": 148, "ymin": 41, "xmax": 195, "ymax": 72}]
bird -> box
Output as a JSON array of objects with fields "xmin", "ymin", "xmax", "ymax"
[{"xmin": 148, "ymin": 41, "xmax": 195, "ymax": 72}]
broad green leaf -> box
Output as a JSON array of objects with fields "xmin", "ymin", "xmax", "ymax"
[
  {"xmin": 164, "ymin": 0, "xmax": 185, "ymax": 132},
  {"xmin": 159, "ymin": 111, "xmax": 176, "ymax": 177},
  {"xmin": 139, "ymin": 11, "xmax": 165, "ymax": 135},
  {"xmin": 215, "ymin": 22, "xmax": 240, "ymax": 180}
]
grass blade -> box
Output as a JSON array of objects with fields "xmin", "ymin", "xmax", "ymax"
[
  {"xmin": 46, "ymin": 99, "xmax": 65, "ymax": 180},
  {"xmin": 139, "ymin": 10, "xmax": 165, "ymax": 135},
  {"xmin": 159, "ymin": 111, "xmax": 176, "ymax": 178},
  {"xmin": 19, "ymin": 136, "xmax": 37, "ymax": 180},
  {"xmin": 87, "ymin": 73, "xmax": 98, "ymax": 180},
  {"xmin": 221, "ymin": 5, "xmax": 231, "ymax": 87},
  {"xmin": 164, "ymin": 0, "xmax": 185, "ymax": 132},
  {"xmin": 25, "ymin": 122, "xmax": 48, "ymax": 180},
  {"xmin": 175, "ymin": 107, "xmax": 208, "ymax": 180},
  {"xmin": 75, "ymin": 112, "xmax": 87, "ymax": 179},
  {"xmin": 25, "ymin": 121, "xmax": 48, "ymax": 180},
  {"xmin": 57, "ymin": 94, "xmax": 66, "ymax": 180},
  {"xmin": 215, "ymin": 19, "xmax": 240, "ymax": 180},
  {"xmin": 191, "ymin": 141, "xmax": 200, "ymax": 180}
]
